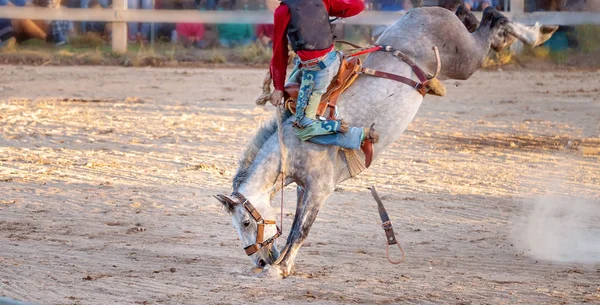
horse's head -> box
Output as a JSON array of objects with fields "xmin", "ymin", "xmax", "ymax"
[
  {"xmin": 481, "ymin": 7, "xmax": 558, "ymax": 52},
  {"xmin": 215, "ymin": 192, "xmax": 281, "ymax": 268}
]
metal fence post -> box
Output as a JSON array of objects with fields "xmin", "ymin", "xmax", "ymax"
[{"xmin": 112, "ymin": 0, "xmax": 128, "ymax": 54}]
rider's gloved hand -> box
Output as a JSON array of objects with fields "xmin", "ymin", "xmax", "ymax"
[{"xmin": 270, "ymin": 90, "xmax": 284, "ymax": 107}]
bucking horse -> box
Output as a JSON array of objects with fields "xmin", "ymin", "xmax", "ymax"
[{"xmin": 215, "ymin": 6, "xmax": 557, "ymax": 278}]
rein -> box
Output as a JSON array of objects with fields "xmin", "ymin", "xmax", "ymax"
[{"xmin": 275, "ymin": 105, "xmax": 286, "ymax": 243}]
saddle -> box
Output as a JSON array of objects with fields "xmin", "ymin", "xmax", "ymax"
[
  {"xmin": 283, "ymin": 55, "xmax": 363, "ymax": 121},
  {"xmin": 277, "ymin": 45, "xmax": 445, "ymax": 177}
]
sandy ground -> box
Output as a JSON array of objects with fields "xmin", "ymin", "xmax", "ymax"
[{"xmin": 1, "ymin": 66, "xmax": 599, "ymax": 305}]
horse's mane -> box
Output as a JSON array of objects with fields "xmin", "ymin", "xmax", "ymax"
[{"xmin": 232, "ymin": 116, "xmax": 278, "ymax": 189}]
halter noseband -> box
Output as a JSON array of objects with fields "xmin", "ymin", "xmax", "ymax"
[{"xmin": 231, "ymin": 191, "xmax": 282, "ymax": 256}]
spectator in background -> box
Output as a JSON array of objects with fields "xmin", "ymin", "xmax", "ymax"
[
  {"xmin": 377, "ymin": 0, "xmax": 404, "ymax": 11},
  {"xmin": 255, "ymin": 0, "xmax": 278, "ymax": 47},
  {"xmin": 0, "ymin": 0, "xmax": 27, "ymax": 50},
  {"xmin": 0, "ymin": 16, "xmax": 16, "ymax": 50},
  {"xmin": 469, "ymin": 0, "xmax": 503, "ymax": 11},
  {"xmin": 216, "ymin": 0, "xmax": 254, "ymax": 48},
  {"xmin": 27, "ymin": 0, "xmax": 74, "ymax": 45},
  {"xmin": 176, "ymin": 22, "xmax": 207, "ymax": 48},
  {"xmin": 81, "ymin": 0, "xmax": 110, "ymax": 33},
  {"xmin": 1, "ymin": 0, "xmax": 72, "ymax": 47},
  {"xmin": 43, "ymin": 0, "xmax": 73, "ymax": 45},
  {"xmin": 463, "ymin": 0, "xmax": 473, "ymax": 10},
  {"xmin": 195, "ymin": 0, "xmax": 220, "ymax": 10},
  {"xmin": 480, "ymin": 0, "xmax": 491, "ymax": 10},
  {"xmin": 83, "ymin": 0, "xmax": 110, "ymax": 35},
  {"xmin": 153, "ymin": 0, "xmax": 177, "ymax": 42},
  {"xmin": 128, "ymin": 0, "xmax": 153, "ymax": 41},
  {"xmin": 205, "ymin": 0, "xmax": 219, "ymax": 10},
  {"xmin": 256, "ymin": 23, "xmax": 274, "ymax": 47}
]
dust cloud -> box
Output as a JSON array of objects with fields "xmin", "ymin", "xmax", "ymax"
[{"xmin": 513, "ymin": 195, "xmax": 600, "ymax": 264}]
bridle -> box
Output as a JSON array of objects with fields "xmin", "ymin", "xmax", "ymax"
[{"xmin": 230, "ymin": 191, "xmax": 282, "ymax": 256}]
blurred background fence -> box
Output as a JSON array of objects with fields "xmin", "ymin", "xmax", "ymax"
[{"xmin": 0, "ymin": 0, "xmax": 598, "ymax": 65}]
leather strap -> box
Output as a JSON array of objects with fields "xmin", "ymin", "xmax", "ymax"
[
  {"xmin": 299, "ymin": 53, "xmax": 329, "ymax": 68},
  {"xmin": 391, "ymin": 50, "xmax": 429, "ymax": 84},
  {"xmin": 370, "ymin": 186, "xmax": 397, "ymax": 245},
  {"xmin": 244, "ymin": 201, "xmax": 263, "ymax": 222},
  {"xmin": 361, "ymin": 68, "xmax": 427, "ymax": 96},
  {"xmin": 370, "ymin": 186, "xmax": 405, "ymax": 264},
  {"xmin": 335, "ymin": 39, "xmax": 364, "ymax": 49},
  {"xmin": 244, "ymin": 244, "xmax": 261, "ymax": 256}
]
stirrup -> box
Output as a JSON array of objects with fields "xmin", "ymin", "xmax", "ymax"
[
  {"xmin": 366, "ymin": 123, "xmax": 380, "ymax": 144},
  {"xmin": 360, "ymin": 124, "xmax": 379, "ymax": 168}
]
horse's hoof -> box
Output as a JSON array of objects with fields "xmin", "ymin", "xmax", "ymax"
[
  {"xmin": 277, "ymin": 262, "xmax": 296, "ymax": 278},
  {"xmin": 249, "ymin": 266, "xmax": 264, "ymax": 275},
  {"xmin": 257, "ymin": 265, "xmax": 283, "ymax": 279}
]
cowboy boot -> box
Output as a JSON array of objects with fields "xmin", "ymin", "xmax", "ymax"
[{"xmin": 360, "ymin": 124, "xmax": 380, "ymax": 168}]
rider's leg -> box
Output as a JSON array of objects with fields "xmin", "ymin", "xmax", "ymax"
[
  {"xmin": 294, "ymin": 51, "xmax": 345, "ymax": 139},
  {"xmin": 286, "ymin": 60, "xmax": 302, "ymax": 86},
  {"xmin": 292, "ymin": 51, "xmax": 377, "ymax": 152},
  {"xmin": 304, "ymin": 129, "xmax": 364, "ymax": 149}
]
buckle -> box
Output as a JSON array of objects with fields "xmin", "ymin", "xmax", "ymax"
[
  {"xmin": 417, "ymin": 84, "xmax": 427, "ymax": 96},
  {"xmin": 379, "ymin": 45, "xmax": 392, "ymax": 52},
  {"xmin": 382, "ymin": 220, "xmax": 393, "ymax": 230},
  {"xmin": 362, "ymin": 68, "xmax": 375, "ymax": 75}
]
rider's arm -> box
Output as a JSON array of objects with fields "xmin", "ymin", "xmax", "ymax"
[
  {"xmin": 270, "ymin": 4, "xmax": 291, "ymax": 91},
  {"xmin": 328, "ymin": 0, "xmax": 365, "ymax": 18}
]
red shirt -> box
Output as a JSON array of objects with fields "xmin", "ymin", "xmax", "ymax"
[
  {"xmin": 256, "ymin": 24, "xmax": 275, "ymax": 40},
  {"xmin": 176, "ymin": 23, "xmax": 205, "ymax": 40},
  {"xmin": 270, "ymin": 0, "xmax": 365, "ymax": 90}
]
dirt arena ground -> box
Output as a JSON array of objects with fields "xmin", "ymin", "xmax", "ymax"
[{"xmin": 1, "ymin": 66, "xmax": 599, "ymax": 305}]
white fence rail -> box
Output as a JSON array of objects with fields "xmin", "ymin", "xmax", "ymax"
[{"xmin": 1, "ymin": 6, "xmax": 599, "ymax": 53}]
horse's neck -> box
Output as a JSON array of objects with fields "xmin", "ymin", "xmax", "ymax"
[{"xmin": 235, "ymin": 135, "xmax": 282, "ymax": 217}]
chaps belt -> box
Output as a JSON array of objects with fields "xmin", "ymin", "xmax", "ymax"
[{"xmin": 299, "ymin": 53, "xmax": 330, "ymax": 69}]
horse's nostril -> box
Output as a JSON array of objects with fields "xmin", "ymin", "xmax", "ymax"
[{"xmin": 258, "ymin": 259, "xmax": 266, "ymax": 268}]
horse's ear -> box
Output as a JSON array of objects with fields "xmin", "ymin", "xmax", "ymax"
[{"xmin": 214, "ymin": 194, "xmax": 236, "ymax": 213}]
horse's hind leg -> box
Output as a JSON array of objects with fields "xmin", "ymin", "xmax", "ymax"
[
  {"xmin": 456, "ymin": 5, "xmax": 479, "ymax": 33},
  {"xmin": 274, "ymin": 181, "xmax": 334, "ymax": 277}
]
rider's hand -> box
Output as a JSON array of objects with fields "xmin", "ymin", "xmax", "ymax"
[{"xmin": 270, "ymin": 90, "xmax": 284, "ymax": 107}]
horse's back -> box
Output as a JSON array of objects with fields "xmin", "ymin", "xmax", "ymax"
[{"xmin": 380, "ymin": 7, "xmax": 470, "ymax": 49}]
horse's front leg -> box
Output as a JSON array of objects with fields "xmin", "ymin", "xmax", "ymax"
[
  {"xmin": 273, "ymin": 182, "xmax": 334, "ymax": 277},
  {"xmin": 276, "ymin": 185, "xmax": 305, "ymax": 262}
]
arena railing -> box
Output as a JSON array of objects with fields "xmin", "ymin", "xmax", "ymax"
[{"xmin": 0, "ymin": 0, "xmax": 599, "ymax": 54}]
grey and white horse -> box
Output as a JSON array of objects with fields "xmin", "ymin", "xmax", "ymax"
[{"xmin": 215, "ymin": 6, "xmax": 557, "ymax": 278}]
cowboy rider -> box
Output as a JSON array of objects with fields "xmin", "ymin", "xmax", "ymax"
[{"xmin": 268, "ymin": 0, "xmax": 380, "ymax": 168}]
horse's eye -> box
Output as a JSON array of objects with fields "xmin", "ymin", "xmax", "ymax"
[{"xmin": 243, "ymin": 220, "xmax": 251, "ymax": 228}]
